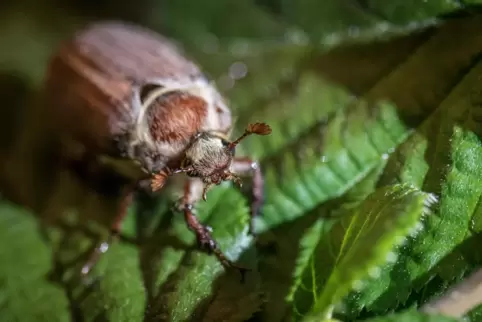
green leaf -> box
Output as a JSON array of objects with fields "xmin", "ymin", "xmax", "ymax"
[
  {"xmin": 287, "ymin": 162, "xmax": 390, "ymax": 319},
  {"xmin": 287, "ymin": 218, "xmax": 336, "ymax": 304},
  {"xmin": 76, "ymin": 243, "xmax": 146, "ymax": 321},
  {"xmin": 143, "ymin": 186, "xmax": 260, "ymax": 322},
  {"xmin": 0, "ymin": 202, "xmax": 70, "ymax": 321},
  {"xmin": 349, "ymin": 66, "xmax": 482, "ymax": 315},
  {"xmin": 253, "ymin": 93, "xmax": 410, "ymax": 234},
  {"xmin": 304, "ymin": 185, "xmax": 435, "ymax": 319},
  {"xmin": 466, "ymin": 303, "xmax": 482, "ymax": 321},
  {"xmin": 362, "ymin": 1, "xmax": 464, "ymax": 24},
  {"xmin": 359, "ymin": 308, "xmax": 459, "ymax": 322}
]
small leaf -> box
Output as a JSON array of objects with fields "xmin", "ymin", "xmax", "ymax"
[
  {"xmin": 308, "ymin": 184, "xmax": 435, "ymax": 319},
  {"xmin": 288, "ymin": 161, "xmax": 388, "ymax": 319},
  {"xmin": 287, "ymin": 218, "xmax": 336, "ymax": 303}
]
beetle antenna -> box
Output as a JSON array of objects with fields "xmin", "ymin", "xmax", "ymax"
[{"xmin": 227, "ymin": 122, "xmax": 272, "ymax": 150}]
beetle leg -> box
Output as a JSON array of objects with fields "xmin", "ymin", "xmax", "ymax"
[
  {"xmin": 151, "ymin": 165, "xmax": 194, "ymax": 192},
  {"xmin": 231, "ymin": 157, "xmax": 264, "ymax": 235},
  {"xmin": 80, "ymin": 191, "xmax": 133, "ymax": 277},
  {"xmin": 181, "ymin": 179, "xmax": 249, "ymax": 278}
]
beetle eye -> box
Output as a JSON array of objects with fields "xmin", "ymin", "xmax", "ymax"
[{"xmin": 221, "ymin": 139, "xmax": 236, "ymax": 155}]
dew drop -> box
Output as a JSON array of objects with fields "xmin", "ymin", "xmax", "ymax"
[
  {"xmin": 229, "ymin": 61, "xmax": 248, "ymax": 80},
  {"xmin": 99, "ymin": 242, "xmax": 109, "ymax": 253},
  {"xmin": 81, "ymin": 266, "xmax": 89, "ymax": 275}
]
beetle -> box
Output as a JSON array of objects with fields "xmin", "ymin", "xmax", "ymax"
[{"xmin": 43, "ymin": 21, "xmax": 272, "ymax": 276}]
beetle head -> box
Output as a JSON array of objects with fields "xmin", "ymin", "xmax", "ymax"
[{"xmin": 151, "ymin": 122, "xmax": 271, "ymax": 198}]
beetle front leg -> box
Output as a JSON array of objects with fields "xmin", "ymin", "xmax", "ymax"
[
  {"xmin": 180, "ymin": 179, "xmax": 248, "ymax": 277},
  {"xmin": 231, "ymin": 157, "xmax": 265, "ymax": 235}
]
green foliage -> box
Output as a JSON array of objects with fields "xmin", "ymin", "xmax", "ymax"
[
  {"xmin": 0, "ymin": 204, "xmax": 69, "ymax": 321},
  {"xmin": 362, "ymin": 308, "xmax": 459, "ymax": 322},
  {"xmin": 3, "ymin": 0, "xmax": 482, "ymax": 321},
  {"xmin": 301, "ymin": 185, "xmax": 435, "ymax": 320}
]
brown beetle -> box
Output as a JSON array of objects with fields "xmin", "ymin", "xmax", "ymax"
[{"xmin": 43, "ymin": 21, "xmax": 271, "ymax": 275}]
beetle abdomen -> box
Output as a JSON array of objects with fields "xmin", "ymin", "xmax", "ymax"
[
  {"xmin": 45, "ymin": 22, "xmax": 203, "ymax": 150},
  {"xmin": 71, "ymin": 21, "xmax": 204, "ymax": 83}
]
